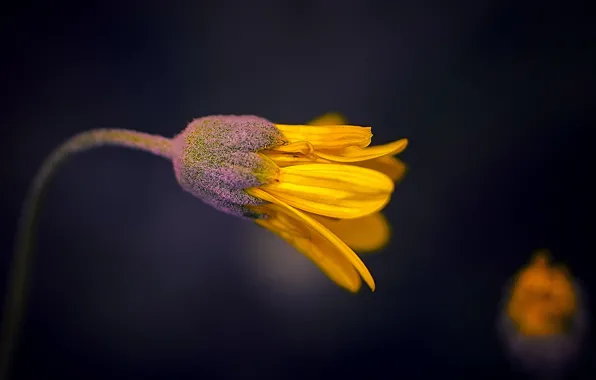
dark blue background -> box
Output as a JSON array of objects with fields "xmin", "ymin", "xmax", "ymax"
[{"xmin": 1, "ymin": 1, "xmax": 594, "ymax": 379}]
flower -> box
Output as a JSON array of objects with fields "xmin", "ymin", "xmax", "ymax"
[
  {"xmin": 497, "ymin": 250, "xmax": 588, "ymax": 377},
  {"xmin": 171, "ymin": 114, "xmax": 408, "ymax": 292},
  {"xmin": 506, "ymin": 250, "xmax": 577, "ymax": 336},
  {"xmin": 1, "ymin": 113, "xmax": 406, "ymax": 379}
]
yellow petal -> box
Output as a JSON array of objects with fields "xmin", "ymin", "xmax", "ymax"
[
  {"xmin": 316, "ymin": 139, "xmax": 408, "ymax": 163},
  {"xmin": 248, "ymin": 188, "xmax": 375, "ymax": 291},
  {"xmin": 261, "ymin": 148, "xmax": 332, "ymax": 167},
  {"xmin": 261, "ymin": 150, "xmax": 320, "ymax": 166},
  {"xmin": 275, "ymin": 124, "xmax": 372, "ymax": 149},
  {"xmin": 313, "ymin": 212, "xmax": 391, "ymax": 253},
  {"xmin": 270, "ymin": 141, "xmax": 315, "ymax": 157},
  {"xmin": 355, "ymin": 155, "xmax": 407, "ymax": 182},
  {"xmin": 254, "ymin": 203, "xmax": 361, "ymax": 292},
  {"xmin": 259, "ymin": 164, "xmax": 394, "ymax": 219},
  {"xmin": 262, "ymin": 150, "xmax": 407, "ymax": 179},
  {"xmin": 308, "ymin": 112, "xmax": 348, "ymax": 126}
]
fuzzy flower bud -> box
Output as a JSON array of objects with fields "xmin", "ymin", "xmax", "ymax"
[{"xmin": 171, "ymin": 115, "xmax": 284, "ymax": 218}]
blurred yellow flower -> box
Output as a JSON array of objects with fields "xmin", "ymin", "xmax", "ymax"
[{"xmin": 506, "ymin": 250, "xmax": 577, "ymax": 336}]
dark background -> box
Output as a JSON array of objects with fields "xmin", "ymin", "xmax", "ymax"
[{"xmin": 1, "ymin": 0, "xmax": 594, "ymax": 379}]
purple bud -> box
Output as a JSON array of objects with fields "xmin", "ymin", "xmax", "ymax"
[{"xmin": 171, "ymin": 115, "xmax": 284, "ymax": 218}]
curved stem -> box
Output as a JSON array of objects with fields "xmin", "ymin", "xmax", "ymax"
[{"xmin": 0, "ymin": 129, "xmax": 173, "ymax": 379}]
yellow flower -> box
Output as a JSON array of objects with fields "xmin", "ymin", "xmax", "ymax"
[
  {"xmin": 506, "ymin": 250, "xmax": 577, "ymax": 336},
  {"xmin": 171, "ymin": 113, "xmax": 407, "ymax": 292},
  {"xmin": 245, "ymin": 113, "xmax": 408, "ymax": 292},
  {"xmin": 2, "ymin": 113, "xmax": 405, "ymax": 380}
]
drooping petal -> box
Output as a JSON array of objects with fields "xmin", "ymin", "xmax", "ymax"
[
  {"xmin": 308, "ymin": 112, "xmax": 348, "ymax": 126},
  {"xmin": 261, "ymin": 150, "xmax": 331, "ymax": 167},
  {"xmin": 316, "ymin": 139, "xmax": 408, "ymax": 163},
  {"xmin": 254, "ymin": 203, "xmax": 361, "ymax": 292},
  {"xmin": 248, "ymin": 188, "xmax": 375, "ymax": 291},
  {"xmin": 355, "ymin": 155, "xmax": 407, "ymax": 182},
  {"xmin": 270, "ymin": 141, "xmax": 315, "ymax": 157},
  {"xmin": 275, "ymin": 124, "xmax": 372, "ymax": 149},
  {"xmin": 259, "ymin": 164, "xmax": 394, "ymax": 219},
  {"xmin": 312, "ymin": 212, "xmax": 391, "ymax": 253},
  {"xmin": 262, "ymin": 149, "xmax": 408, "ymax": 177}
]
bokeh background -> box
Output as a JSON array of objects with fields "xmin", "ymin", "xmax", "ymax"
[{"xmin": 1, "ymin": 0, "xmax": 594, "ymax": 379}]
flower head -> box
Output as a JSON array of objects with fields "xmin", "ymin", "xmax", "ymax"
[
  {"xmin": 172, "ymin": 113, "xmax": 408, "ymax": 292},
  {"xmin": 498, "ymin": 250, "xmax": 588, "ymax": 377},
  {"xmin": 172, "ymin": 115, "xmax": 284, "ymax": 218},
  {"xmin": 506, "ymin": 250, "xmax": 577, "ymax": 336}
]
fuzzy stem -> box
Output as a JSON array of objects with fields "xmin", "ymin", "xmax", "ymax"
[{"xmin": 0, "ymin": 129, "xmax": 173, "ymax": 379}]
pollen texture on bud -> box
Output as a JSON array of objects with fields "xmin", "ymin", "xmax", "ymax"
[{"xmin": 172, "ymin": 115, "xmax": 284, "ymax": 218}]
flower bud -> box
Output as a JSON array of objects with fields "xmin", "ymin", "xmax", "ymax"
[{"xmin": 172, "ymin": 115, "xmax": 284, "ymax": 218}]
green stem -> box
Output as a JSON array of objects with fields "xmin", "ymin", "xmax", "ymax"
[{"xmin": 0, "ymin": 129, "xmax": 172, "ymax": 379}]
